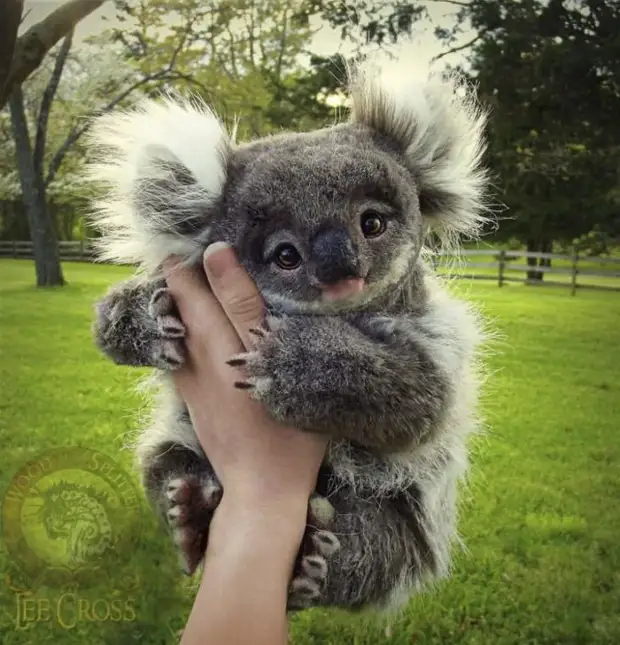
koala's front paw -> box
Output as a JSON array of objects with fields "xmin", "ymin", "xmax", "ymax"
[
  {"xmin": 148, "ymin": 288, "xmax": 186, "ymax": 370},
  {"xmin": 165, "ymin": 474, "xmax": 222, "ymax": 575},
  {"xmin": 225, "ymin": 317, "xmax": 299, "ymax": 420},
  {"xmin": 227, "ymin": 321, "xmax": 273, "ymax": 382},
  {"xmin": 288, "ymin": 495, "xmax": 341, "ymax": 610}
]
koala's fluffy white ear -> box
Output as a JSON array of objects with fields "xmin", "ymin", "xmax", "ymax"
[
  {"xmin": 87, "ymin": 95, "xmax": 231, "ymax": 272},
  {"xmin": 347, "ymin": 56, "xmax": 491, "ymax": 245}
]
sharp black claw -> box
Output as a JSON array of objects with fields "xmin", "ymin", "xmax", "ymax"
[
  {"xmin": 234, "ymin": 381, "xmax": 253, "ymax": 390},
  {"xmin": 151, "ymin": 288, "xmax": 167, "ymax": 304},
  {"xmin": 226, "ymin": 357, "xmax": 247, "ymax": 367}
]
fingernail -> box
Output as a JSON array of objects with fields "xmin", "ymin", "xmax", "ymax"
[{"xmin": 203, "ymin": 242, "xmax": 234, "ymax": 279}]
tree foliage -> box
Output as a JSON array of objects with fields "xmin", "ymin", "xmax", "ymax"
[
  {"xmin": 108, "ymin": 0, "xmax": 346, "ymax": 137},
  {"xmin": 465, "ymin": 0, "xmax": 620, "ymax": 262},
  {"xmin": 6, "ymin": 0, "xmax": 619, "ymax": 289},
  {"xmin": 301, "ymin": 0, "xmax": 423, "ymax": 47},
  {"xmin": 0, "ymin": 0, "xmax": 407, "ymax": 289}
]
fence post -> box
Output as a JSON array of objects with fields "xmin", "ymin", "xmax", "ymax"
[
  {"xmin": 498, "ymin": 249, "xmax": 506, "ymax": 287},
  {"xmin": 13, "ymin": 240, "xmax": 17, "ymax": 258},
  {"xmin": 571, "ymin": 246, "xmax": 578, "ymax": 296},
  {"xmin": 80, "ymin": 239, "xmax": 85, "ymax": 261}
]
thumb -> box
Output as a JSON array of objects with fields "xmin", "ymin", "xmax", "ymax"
[{"xmin": 203, "ymin": 242, "xmax": 266, "ymax": 351}]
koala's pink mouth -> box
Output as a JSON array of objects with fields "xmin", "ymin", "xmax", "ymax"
[{"xmin": 319, "ymin": 278, "xmax": 365, "ymax": 301}]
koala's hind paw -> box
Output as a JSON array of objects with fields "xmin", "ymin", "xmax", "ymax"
[
  {"xmin": 149, "ymin": 287, "xmax": 186, "ymax": 370},
  {"xmin": 165, "ymin": 475, "xmax": 222, "ymax": 575},
  {"xmin": 287, "ymin": 495, "xmax": 341, "ymax": 610}
]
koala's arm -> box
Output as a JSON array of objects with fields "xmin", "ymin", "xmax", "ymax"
[
  {"xmin": 93, "ymin": 277, "xmax": 186, "ymax": 369},
  {"xmin": 236, "ymin": 299, "xmax": 479, "ymax": 451}
]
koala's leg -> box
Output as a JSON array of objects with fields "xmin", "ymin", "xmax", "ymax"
[
  {"xmin": 142, "ymin": 441, "xmax": 222, "ymax": 575},
  {"xmin": 287, "ymin": 494, "xmax": 341, "ymax": 610},
  {"xmin": 144, "ymin": 440, "xmax": 343, "ymax": 594},
  {"xmin": 143, "ymin": 439, "xmax": 343, "ymax": 596},
  {"xmin": 93, "ymin": 277, "xmax": 186, "ymax": 369},
  {"xmin": 306, "ymin": 482, "xmax": 436, "ymax": 611}
]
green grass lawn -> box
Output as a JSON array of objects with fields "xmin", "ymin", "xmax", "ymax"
[{"xmin": 1, "ymin": 259, "xmax": 619, "ymax": 645}]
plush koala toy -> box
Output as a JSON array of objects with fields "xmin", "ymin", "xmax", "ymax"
[{"xmin": 89, "ymin": 57, "xmax": 489, "ymax": 612}]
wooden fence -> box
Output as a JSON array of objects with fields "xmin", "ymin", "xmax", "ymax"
[
  {"xmin": 1, "ymin": 241, "xmax": 620, "ymax": 295},
  {"xmin": 430, "ymin": 248, "xmax": 620, "ymax": 294},
  {"xmin": 1, "ymin": 240, "xmax": 98, "ymax": 261}
]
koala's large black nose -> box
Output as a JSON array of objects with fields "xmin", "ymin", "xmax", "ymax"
[{"xmin": 311, "ymin": 229, "xmax": 359, "ymax": 284}]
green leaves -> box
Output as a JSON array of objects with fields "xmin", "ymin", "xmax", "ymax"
[{"xmin": 469, "ymin": 0, "xmax": 620, "ymax": 247}]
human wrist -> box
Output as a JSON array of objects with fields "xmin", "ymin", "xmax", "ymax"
[
  {"xmin": 183, "ymin": 492, "xmax": 304, "ymax": 645},
  {"xmin": 208, "ymin": 492, "xmax": 309, "ymax": 560}
]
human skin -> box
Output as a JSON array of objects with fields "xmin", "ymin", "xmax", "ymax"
[{"xmin": 164, "ymin": 243, "xmax": 328, "ymax": 645}]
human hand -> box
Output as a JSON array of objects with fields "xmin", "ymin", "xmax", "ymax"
[
  {"xmin": 163, "ymin": 243, "xmax": 328, "ymax": 515},
  {"xmin": 168, "ymin": 246, "xmax": 329, "ymax": 645}
]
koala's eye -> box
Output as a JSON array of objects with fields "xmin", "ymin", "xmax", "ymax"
[
  {"xmin": 361, "ymin": 211, "xmax": 386, "ymax": 238},
  {"xmin": 273, "ymin": 244, "xmax": 302, "ymax": 270}
]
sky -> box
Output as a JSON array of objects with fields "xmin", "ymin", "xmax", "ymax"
[{"xmin": 21, "ymin": 1, "xmax": 472, "ymax": 67}]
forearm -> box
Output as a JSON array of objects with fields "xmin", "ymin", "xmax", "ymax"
[{"xmin": 180, "ymin": 495, "xmax": 307, "ymax": 645}]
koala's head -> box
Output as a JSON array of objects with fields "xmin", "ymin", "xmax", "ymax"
[
  {"xmin": 88, "ymin": 57, "xmax": 490, "ymax": 312},
  {"xmin": 213, "ymin": 126, "xmax": 425, "ymax": 310}
]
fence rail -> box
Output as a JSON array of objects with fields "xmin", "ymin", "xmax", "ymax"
[
  {"xmin": 2, "ymin": 241, "xmax": 619, "ymax": 295},
  {"xmin": 0, "ymin": 240, "xmax": 98, "ymax": 262}
]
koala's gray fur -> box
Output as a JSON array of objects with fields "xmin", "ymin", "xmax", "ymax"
[{"xmin": 89, "ymin": 56, "xmax": 490, "ymax": 612}]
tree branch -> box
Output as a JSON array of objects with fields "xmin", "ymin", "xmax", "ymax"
[
  {"xmin": 166, "ymin": 12, "xmax": 198, "ymax": 74},
  {"xmin": 226, "ymin": 26, "xmax": 240, "ymax": 78},
  {"xmin": 9, "ymin": 86, "xmax": 33, "ymax": 161},
  {"xmin": 427, "ymin": 0, "xmax": 470, "ymax": 6},
  {"xmin": 431, "ymin": 31, "xmax": 486, "ymax": 63},
  {"xmin": 0, "ymin": 0, "xmax": 23, "ymax": 99},
  {"xmin": 167, "ymin": 71, "xmax": 216, "ymax": 102},
  {"xmin": 248, "ymin": 0, "xmax": 256, "ymax": 67},
  {"xmin": 34, "ymin": 31, "xmax": 74, "ymax": 180},
  {"xmin": 275, "ymin": 6, "xmax": 289, "ymax": 84},
  {"xmin": 45, "ymin": 68, "xmax": 177, "ymax": 187},
  {"xmin": 45, "ymin": 9, "xmax": 199, "ymax": 188},
  {"xmin": 0, "ymin": 0, "xmax": 106, "ymax": 110},
  {"xmin": 44, "ymin": 7, "xmax": 213, "ymax": 187},
  {"xmin": 20, "ymin": 7, "xmax": 32, "ymax": 25}
]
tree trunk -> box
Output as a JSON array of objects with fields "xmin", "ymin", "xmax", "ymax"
[
  {"xmin": 9, "ymin": 87, "xmax": 65, "ymax": 286},
  {"xmin": 526, "ymin": 238, "xmax": 543, "ymax": 281},
  {"xmin": 540, "ymin": 238, "xmax": 552, "ymax": 268},
  {"xmin": 526, "ymin": 238, "xmax": 553, "ymax": 281},
  {"xmin": 0, "ymin": 0, "xmax": 23, "ymax": 98}
]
